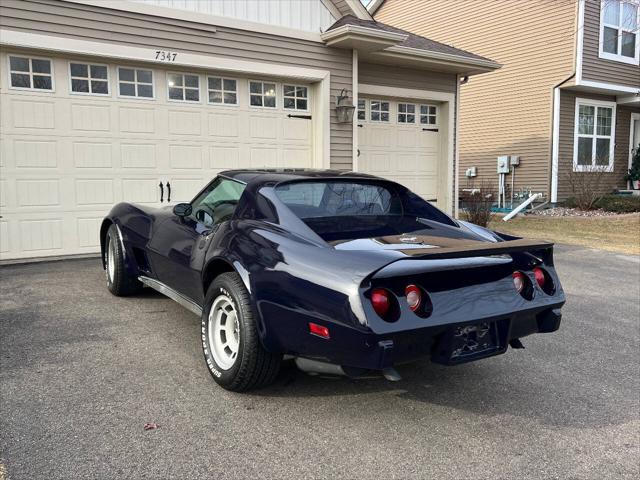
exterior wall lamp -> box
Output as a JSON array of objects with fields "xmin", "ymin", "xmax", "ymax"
[{"xmin": 335, "ymin": 88, "xmax": 356, "ymax": 123}]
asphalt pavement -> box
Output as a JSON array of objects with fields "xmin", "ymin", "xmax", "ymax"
[{"xmin": 1, "ymin": 245, "xmax": 638, "ymax": 479}]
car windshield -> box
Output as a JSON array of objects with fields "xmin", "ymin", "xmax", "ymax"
[{"xmin": 274, "ymin": 180, "xmax": 455, "ymax": 241}]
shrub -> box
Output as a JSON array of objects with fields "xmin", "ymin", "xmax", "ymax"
[
  {"xmin": 460, "ymin": 181, "xmax": 495, "ymax": 227},
  {"xmin": 625, "ymin": 146, "xmax": 640, "ymax": 183},
  {"xmin": 595, "ymin": 195, "xmax": 640, "ymax": 213},
  {"xmin": 565, "ymin": 169, "xmax": 611, "ymax": 210}
]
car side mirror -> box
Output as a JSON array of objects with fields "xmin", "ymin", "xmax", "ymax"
[{"xmin": 173, "ymin": 203, "xmax": 192, "ymax": 217}]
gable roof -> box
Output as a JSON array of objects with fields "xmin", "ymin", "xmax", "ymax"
[{"xmin": 327, "ymin": 14, "xmax": 493, "ymax": 63}]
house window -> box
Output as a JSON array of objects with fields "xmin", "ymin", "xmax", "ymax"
[
  {"xmin": 8, "ymin": 56, "xmax": 53, "ymax": 90},
  {"xmin": 70, "ymin": 63, "xmax": 109, "ymax": 95},
  {"xmin": 249, "ymin": 81, "xmax": 276, "ymax": 108},
  {"xmin": 398, "ymin": 103, "xmax": 416, "ymax": 123},
  {"xmin": 208, "ymin": 77, "xmax": 237, "ymax": 104},
  {"xmin": 283, "ymin": 85, "xmax": 308, "ymax": 110},
  {"xmin": 370, "ymin": 100, "xmax": 389, "ymax": 122},
  {"xmin": 118, "ymin": 68, "xmax": 153, "ymax": 98},
  {"xmin": 574, "ymin": 99, "xmax": 616, "ymax": 171},
  {"xmin": 420, "ymin": 105, "xmax": 437, "ymax": 125},
  {"xmin": 357, "ymin": 99, "xmax": 366, "ymax": 121},
  {"xmin": 168, "ymin": 73, "xmax": 200, "ymax": 102},
  {"xmin": 600, "ymin": 0, "xmax": 639, "ymax": 64}
]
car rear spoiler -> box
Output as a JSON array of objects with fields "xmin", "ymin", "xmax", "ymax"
[
  {"xmin": 371, "ymin": 238, "xmax": 554, "ymax": 279},
  {"xmin": 395, "ymin": 238, "xmax": 553, "ymax": 260}
]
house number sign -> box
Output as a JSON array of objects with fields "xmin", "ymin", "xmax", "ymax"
[{"xmin": 155, "ymin": 50, "xmax": 178, "ymax": 62}]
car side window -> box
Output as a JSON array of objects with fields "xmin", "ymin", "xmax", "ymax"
[{"xmin": 190, "ymin": 178, "xmax": 245, "ymax": 226}]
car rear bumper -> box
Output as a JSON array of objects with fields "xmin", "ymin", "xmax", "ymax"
[{"xmin": 260, "ymin": 302, "xmax": 563, "ymax": 370}]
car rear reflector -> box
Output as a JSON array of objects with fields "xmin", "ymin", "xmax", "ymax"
[
  {"xmin": 371, "ymin": 288, "xmax": 391, "ymax": 318},
  {"xmin": 308, "ymin": 322, "xmax": 330, "ymax": 339},
  {"xmin": 405, "ymin": 285, "xmax": 422, "ymax": 312}
]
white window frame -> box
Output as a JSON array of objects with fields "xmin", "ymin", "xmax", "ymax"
[
  {"xmin": 7, "ymin": 55, "xmax": 54, "ymax": 92},
  {"xmin": 419, "ymin": 104, "xmax": 439, "ymax": 126},
  {"xmin": 397, "ymin": 103, "xmax": 417, "ymax": 124},
  {"xmin": 598, "ymin": 0, "xmax": 640, "ymax": 65},
  {"xmin": 369, "ymin": 99, "xmax": 390, "ymax": 123},
  {"xmin": 248, "ymin": 80, "xmax": 278, "ymax": 109},
  {"xmin": 357, "ymin": 98, "xmax": 367, "ymax": 122},
  {"xmin": 166, "ymin": 71, "xmax": 201, "ymax": 103},
  {"xmin": 206, "ymin": 76, "xmax": 239, "ymax": 106},
  {"xmin": 573, "ymin": 98, "xmax": 617, "ymax": 172},
  {"xmin": 117, "ymin": 66, "xmax": 155, "ymax": 100},
  {"xmin": 68, "ymin": 61, "xmax": 110, "ymax": 96},
  {"xmin": 282, "ymin": 84, "xmax": 310, "ymax": 111}
]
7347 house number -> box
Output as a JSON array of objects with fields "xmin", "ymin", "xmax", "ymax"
[{"xmin": 155, "ymin": 51, "xmax": 178, "ymax": 62}]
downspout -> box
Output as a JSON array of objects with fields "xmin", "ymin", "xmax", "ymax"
[{"xmin": 550, "ymin": 73, "xmax": 575, "ymax": 204}]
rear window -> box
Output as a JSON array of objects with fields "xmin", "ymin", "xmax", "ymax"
[{"xmin": 274, "ymin": 180, "xmax": 454, "ymax": 241}]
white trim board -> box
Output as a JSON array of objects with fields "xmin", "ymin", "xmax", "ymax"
[
  {"xmin": 576, "ymin": 0, "xmax": 585, "ymax": 84},
  {"xmin": 358, "ymin": 84, "xmax": 455, "ymax": 103},
  {"xmin": 630, "ymin": 113, "xmax": 640, "ymax": 169},
  {"xmin": 577, "ymin": 79, "xmax": 640, "ymax": 95},
  {"xmin": 551, "ymin": 87, "xmax": 561, "ymax": 203},
  {"xmin": 0, "ymin": 29, "xmax": 330, "ymax": 81},
  {"xmin": 62, "ymin": 0, "xmax": 326, "ymax": 43}
]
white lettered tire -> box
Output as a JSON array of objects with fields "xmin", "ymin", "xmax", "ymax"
[{"xmin": 201, "ymin": 272, "xmax": 281, "ymax": 391}]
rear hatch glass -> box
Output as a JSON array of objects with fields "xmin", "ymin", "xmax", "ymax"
[{"xmin": 274, "ymin": 180, "xmax": 455, "ymax": 242}]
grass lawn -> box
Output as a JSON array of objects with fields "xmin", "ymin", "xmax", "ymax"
[{"xmin": 487, "ymin": 213, "xmax": 640, "ymax": 255}]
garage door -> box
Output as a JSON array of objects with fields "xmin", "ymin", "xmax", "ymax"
[
  {"xmin": 0, "ymin": 52, "xmax": 314, "ymax": 261},
  {"xmin": 358, "ymin": 96, "xmax": 442, "ymax": 204}
]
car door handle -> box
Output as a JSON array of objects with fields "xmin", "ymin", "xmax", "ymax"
[
  {"xmin": 159, "ymin": 181, "xmax": 164, "ymax": 203},
  {"xmin": 166, "ymin": 182, "xmax": 171, "ymax": 203}
]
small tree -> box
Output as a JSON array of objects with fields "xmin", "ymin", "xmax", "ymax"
[{"xmin": 460, "ymin": 181, "xmax": 495, "ymax": 227}]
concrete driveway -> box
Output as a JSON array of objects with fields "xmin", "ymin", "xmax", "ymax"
[{"xmin": 1, "ymin": 246, "xmax": 638, "ymax": 479}]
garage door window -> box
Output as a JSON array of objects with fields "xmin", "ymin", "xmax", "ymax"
[
  {"xmin": 208, "ymin": 77, "xmax": 237, "ymax": 105},
  {"xmin": 398, "ymin": 103, "xmax": 416, "ymax": 124},
  {"xmin": 168, "ymin": 73, "xmax": 200, "ymax": 102},
  {"xmin": 70, "ymin": 63, "xmax": 109, "ymax": 95},
  {"xmin": 370, "ymin": 100, "xmax": 389, "ymax": 122},
  {"xmin": 118, "ymin": 68, "xmax": 154, "ymax": 98},
  {"xmin": 420, "ymin": 105, "xmax": 437, "ymax": 125},
  {"xmin": 9, "ymin": 56, "xmax": 53, "ymax": 91},
  {"xmin": 250, "ymin": 81, "xmax": 277, "ymax": 108},
  {"xmin": 357, "ymin": 99, "xmax": 366, "ymax": 120},
  {"xmin": 283, "ymin": 85, "xmax": 308, "ymax": 111}
]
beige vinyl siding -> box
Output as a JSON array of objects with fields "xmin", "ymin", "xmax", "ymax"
[
  {"xmin": 358, "ymin": 62, "xmax": 456, "ymax": 93},
  {"xmin": 0, "ymin": 0, "xmax": 354, "ymax": 170},
  {"xmin": 376, "ymin": 0, "xmax": 578, "ymax": 199},
  {"xmin": 581, "ymin": 0, "xmax": 640, "ymax": 88},
  {"xmin": 556, "ymin": 89, "xmax": 637, "ymax": 200}
]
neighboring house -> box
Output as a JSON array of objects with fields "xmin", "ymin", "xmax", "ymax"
[
  {"xmin": 373, "ymin": 0, "xmax": 640, "ymax": 204},
  {"xmin": 0, "ymin": 0, "xmax": 499, "ymax": 262}
]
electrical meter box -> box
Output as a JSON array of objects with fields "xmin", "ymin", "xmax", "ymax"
[
  {"xmin": 497, "ymin": 156, "xmax": 510, "ymax": 173},
  {"xmin": 510, "ymin": 155, "xmax": 520, "ymax": 166}
]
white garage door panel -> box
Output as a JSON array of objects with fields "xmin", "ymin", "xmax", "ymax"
[
  {"xmin": 359, "ymin": 97, "xmax": 442, "ymax": 203},
  {"xmin": 0, "ymin": 53, "xmax": 314, "ymax": 260}
]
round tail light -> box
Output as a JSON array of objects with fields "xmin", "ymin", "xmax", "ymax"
[
  {"xmin": 405, "ymin": 285, "xmax": 422, "ymax": 312},
  {"xmin": 513, "ymin": 271, "xmax": 526, "ymax": 294},
  {"xmin": 533, "ymin": 267, "xmax": 545, "ymax": 289},
  {"xmin": 371, "ymin": 288, "xmax": 391, "ymax": 318}
]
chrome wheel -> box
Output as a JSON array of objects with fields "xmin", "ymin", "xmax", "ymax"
[
  {"xmin": 107, "ymin": 237, "xmax": 116, "ymax": 283},
  {"xmin": 208, "ymin": 295, "xmax": 240, "ymax": 370}
]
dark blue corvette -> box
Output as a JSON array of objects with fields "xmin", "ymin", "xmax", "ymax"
[{"xmin": 101, "ymin": 169, "xmax": 565, "ymax": 391}]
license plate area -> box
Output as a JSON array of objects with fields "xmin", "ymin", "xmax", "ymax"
[{"xmin": 432, "ymin": 319, "xmax": 510, "ymax": 365}]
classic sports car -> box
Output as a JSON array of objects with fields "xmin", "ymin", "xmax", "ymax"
[{"xmin": 101, "ymin": 170, "xmax": 565, "ymax": 391}]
